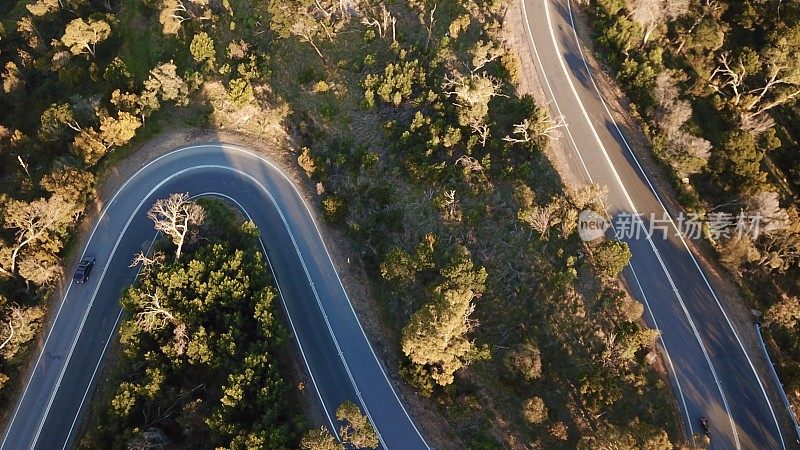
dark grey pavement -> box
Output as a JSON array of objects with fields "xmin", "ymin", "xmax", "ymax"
[
  {"xmin": 0, "ymin": 145, "xmax": 429, "ymax": 450},
  {"xmin": 521, "ymin": 0, "xmax": 797, "ymax": 448}
]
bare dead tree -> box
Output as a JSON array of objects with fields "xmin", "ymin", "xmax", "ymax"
[
  {"xmin": 745, "ymin": 191, "xmax": 789, "ymax": 234},
  {"xmin": 172, "ymin": 322, "xmax": 188, "ymax": 355},
  {"xmin": 502, "ymin": 119, "xmax": 536, "ymax": 143},
  {"xmin": 740, "ymin": 112, "xmax": 776, "ymax": 135},
  {"xmin": 708, "ymin": 52, "xmax": 748, "ymax": 106},
  {"xmin": 0, "ymin": 317, "xmax": 15, "ymax": 351},
  {"xmin": 130, "ymin": 250, "xmax": 166, "ymax": 278},
  {"xmin": 743, "ymin": 64, "xmax": 800, "ymax": 114},
  {"xmin": 630, "ymin": 0, "xmax": 689, "ymax": 46},
  {"xmin": 0, "ymin": 306, "xmax": 30, "ymax": 353},
  {"xmin": 599, "ymin": 331, "xmax": 620, "ymax": 369},
  {"xmin": 654, "ymin": 70, "xmax": 681, "ymax": 109},
  {"xmin": 630, "ymin": 0, "xmax": 661, "ymax": 45},
  {"xmin": 360, "ymin": 4, "xmax": 393, "ymax": 39},
  {"xmin": 463, "ymin": 302, "xmax": 478, "ymax": 332},
  {"xmin": 172, "ymin": 0, "xmax": 210, "ymax": 21},
  {"xmin": 425, "ymin": 4, "xmax": 436, "ymax": 51},
  {"xmin": 146, "ymin": 193, "xmax": 205, "ymax": 261},
  {"xmin": 710, "ymin": 49, "xmax": 800, "ymax": 129},
  {"xmin": 129, "ymin": 251, "xmax": 154, "ymax": 268},
  {"xmin": 472, "ymin": 122, "xmax": 490, "ymax": 147},
  {"xmin": 17, "ymin": 156, "xmax": 30, "ymax": 178},
  {"xmin": 520, "ymin": 204, "xmax": 555, "ymax": 238},
  {"xmin": 292, "ymin": 17, "xmax": 326, "ymax": 59},
  {"xmin": 444, "ymin": 72, "xmax": 506, "ymax": 145},
  {"xmin": 470, "ymin": 40, "xmax": 503, "ymax": 73},
  {"xmin": 442, "ymin": 72, "xmax": 506, "ymax": 110},
  {"xmin": 456, "ymin": 155, "xmax": 484, "ymax": 174},
  {"xmin": 664, "ymin": 130, "xmax": 712, "ymax": 177},
  {"xmin": 158, "ymin": 0, "xmax": 211, "ymax": 34},
  {"xmin": 314, "ymin": 0, "xmax": 335, "ymax": 19},
  {"xmin": 503, "ymin": 114, "xmax": 566, "ymax": 144},
  {"xmin": 136, "ymin": 289, "xmax": 175, "ymax": 331},
  {"xmin": 443, "ymin": 190, "xmax": 458, "ymax": 220},
  {"xmin": 659, "ymin": 99, "xmax": 693, "ymax": 136}
]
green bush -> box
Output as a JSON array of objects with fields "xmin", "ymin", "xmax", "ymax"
[
  {"xmin": 522, "ymin": 396, "xmax": 548, "ymax": 424},
  {"xmin": 321, "ymin": 193, "xmax": 347, "ymax": 223},
  {"xmin": 190, "ymin": 32, "xmax": 216, "ymax": 64},
  {"xmin": 227, "ymin": 78, "xmax": 253, "ymax": 108},
  {"xmin": 592, "ymin": 239, "xmax": 632, "ymax": 279}
]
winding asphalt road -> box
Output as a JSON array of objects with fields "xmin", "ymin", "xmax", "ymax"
[
  {"xmin": 4, "ymin": 3, "xmax": 796, "ymax": 448},
  {"xmin": 522, "ymin": 0, "xmax": 797, "ymax": 448},
  {"xmin": 0, "ymin": 144, "xmax": 429, "ymax": 450}
]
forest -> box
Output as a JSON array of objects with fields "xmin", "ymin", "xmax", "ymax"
[
  {"xmin": 0, "ymin": 0, "xmax": 680, "ymax": 448},
  {"xmin": 583, "ymin": 0, "xmax": 800, "ymax": 410}
]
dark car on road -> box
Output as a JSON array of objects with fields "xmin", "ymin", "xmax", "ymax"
[{"xmin": 73, "ymin": 257, "xmax": 95, "ymax": 284}]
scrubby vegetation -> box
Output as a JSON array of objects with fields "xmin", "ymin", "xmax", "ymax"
[
  {"xmin": 0, "ymin": 0, "xmax": 275, "ymax": 413},
  {"xmin": 0, "ymin": 0, "xmax": 679, "ymax": 447},
  {"xmin": 269, "ymin": 0, "xmax": 677, "ymax": 447},
  {"xmin": 79, "ymin": 196, "xmax": 303, "ymax": 448},
  {"xmin": 582, "ymin": 0, "xmax": 800, "ymax": 408}
]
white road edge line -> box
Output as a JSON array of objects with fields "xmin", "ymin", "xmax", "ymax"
[
  {"xmin": 7, "ymin": 145, "xmax": 428, "ymax": 449},
  {"xmin": 31, "ymin": 166, "xmax": 206, "ymax": 448},
  {"xmin": 1, "ymin": 149, "xmax": 202, "ymax": 450},
  {"xmin": 61, "ymin": 306, "xmax": 124, "ymax": 449},
  {"xmin": 189, "ymin": 172, "xmax": 392, "ymax": 447},
  {"xmin": 41, "ymin": 167, "xmax": 366, "ymax": 448},
  {"xmin": 61, "ymin": 232, "xmax": 161, "ymax": 450},
  {"xmin": 196, "ymin": 187, "xmax": 387, "ymax": 445},
  {"xmin": 207, "ymin": 146, "xmax": 428, "ymax": 448},
  {"xmin": 194, "ymin": 192, "xmax": 340, "ymax": 440},
  {"xmin": 539, "ymin": 1, "xmax": 741, "ymax": 446},
  {"xmin": 62, "ymin": 185, "xmax": 341, "ymax": 450},
  {"xmin": 519, "ymin": 0, "xmax": 697, "ymax": 437},
  {"xmin": 44, "ymin": 171, "xmax": 348, "ymax": 449},
  {"xmin": 521, "ymin": 0, "xmax": 734, "ymax": 442},
  {"xmin": 228, "ymin": 175, "xmax": 393, "ymax": 448},
  {"xmin": 206, "ymin": 157, "xmax": 428, "ymax": 448},
  {"xmin": 628, "ymin": 264, "xmax": 694, "ymax": 437},
  {"xmin": 61, "ymin": 189, "xmax": 345, "ymax": 448},
  {"xmin": 563, "ymin": 0, "xmax": 785, "ymax": 446}
]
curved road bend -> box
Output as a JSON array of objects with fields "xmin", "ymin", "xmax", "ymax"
[
  {"xmin": 0, "ymin": 144, "xmax": 430, "ymax": 450},
  {"xmin": 521, "ymin": 0, "xmax": 796, "ymax": 448}
]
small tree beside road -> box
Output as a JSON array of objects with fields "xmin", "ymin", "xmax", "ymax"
[
  {"xmin": 300, "ymin": 426, "xmax": 343, "ymax": 450},
  {"xmin": 592, "ymin": 239, "xmax": 633, "ymax": 279},
  {"xmin": 336, "ymin": 401, "xmax": 379, "ymax": 449}
]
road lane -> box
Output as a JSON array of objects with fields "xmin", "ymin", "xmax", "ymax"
[
  {"xmin": 521, "ymin": 0, "xmax": 791, "ymax": 447},
  {"xmin": 0, "ymin": 145, "xmax": 429, "ymax": 450}
]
